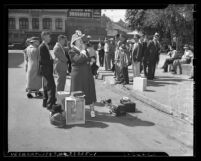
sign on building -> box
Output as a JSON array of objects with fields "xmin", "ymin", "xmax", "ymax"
[{"xmin": 67, "ymin": 9, "xmax": 101, "ymax": 18}]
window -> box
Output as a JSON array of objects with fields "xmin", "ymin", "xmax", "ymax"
[
  {"xmin": 55, "ymin": 18, "xmax": 63, "ymax": 30},
  {"xmin": 43, "ymin": 18, "xmax": 52, "ymax": 30},
  {"xmin": 19, "ymin": 18, "xmax": 29, "ymax": 29},
  {"xmin": 9, "ymin": 18, "xmax": 15, "ymax": 29},
  {"xmin": 32, "ymin": 18, "xmax": 39, "ymax": 29},
  {"xmin": 14, "ymin": 33, "xmax": 18, "ymax": 38}
]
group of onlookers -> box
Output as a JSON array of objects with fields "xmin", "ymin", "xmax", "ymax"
[
  {"xmin": 24, "ymin": 30, "xmax": 97, "ymax": 117},
  {"xmin": 98, "ymin": 32, "xmax": 194, "ymax": 83},
  {"xmin": 23, "ymin": 30, "xmax": 194, "ymax": 119},
  {"xmin": 96, "ymin": 32, "xmax": 162, "ymax": 85},
  {"xmin": 161, "ymin": 43, "xmax": 194, "ymax": 79}
]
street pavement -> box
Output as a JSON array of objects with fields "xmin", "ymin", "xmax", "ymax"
[
  {"xmin": 8, "ymin": 51, "xmax": 193, "ymax": 156},
  {"xmin": 97, "ymin": 54, "xmax": 194, "ymax": 124}
]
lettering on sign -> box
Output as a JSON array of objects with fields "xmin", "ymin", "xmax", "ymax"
[{"xmin": 67, "ymin": 9, "xmax": 100, "ymax": 18}]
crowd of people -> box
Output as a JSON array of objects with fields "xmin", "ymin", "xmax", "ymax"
[{"xmin": 23, "ymin": 30, "xmax": 194, "ymax": 118}]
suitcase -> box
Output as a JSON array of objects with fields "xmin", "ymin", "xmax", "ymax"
[
  {"xmin": 120, "ymin": 99, "xmax": 136, "ymax": 113},
  {"xmin": 65, "ymin": 96, "xmax": 85, "ymax": 125},
  {"xmin": 56, "ymin": 91, "xmax": 71, "ymax": 110},
  {"xmin": 133, "ymin": 77, "xmax": 147, "ymax": 91},
  {"xmin": 111, "ymin": 105, "xmax": 127, "ymax": 117},
  {"xmin": 71, "ymin": 91, "xmax": 85, "ymax": 97}
]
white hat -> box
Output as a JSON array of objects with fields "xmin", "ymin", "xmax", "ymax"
[{"xmin": 70, "ymin": 30, "xmax": 85, "ymax": 47}]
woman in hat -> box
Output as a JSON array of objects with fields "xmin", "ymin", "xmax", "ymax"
[
  {"xmin": 25, "ymin": 37, "xmax": 43, "ymax": 98},
  {"xmin": 172, "ymin": 44, "xmax": 194, "ymax": 74},
  {"xmin": 68, "ymin": 30, "xmax": 97, "ymax": 117}
]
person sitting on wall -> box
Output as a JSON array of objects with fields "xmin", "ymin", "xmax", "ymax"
[
  {"xmin": 172, "ymin": 44, "xmax": 194, "ymax": 74},
  {"xmin": 161, "ymin": 45, "xmax": 179, "ymax": 72}
]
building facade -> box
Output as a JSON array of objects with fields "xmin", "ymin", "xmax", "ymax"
[{"xmin": 8, "ymin": 9, "xmax": 107, "ymax": 49}]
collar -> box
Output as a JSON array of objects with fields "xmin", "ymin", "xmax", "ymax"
[
  {"xmin": 43, "ymin": 41, "xmax": 49, "ymax": 48},
  {"xmin": 56, "ymin": 42, "xmax": 63, "ymax": 48}
]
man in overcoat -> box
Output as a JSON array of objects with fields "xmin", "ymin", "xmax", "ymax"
[
  {"xmin": 38, "ymin": 31, "xmax": 58, "ymax": 111},
  {"xmin": 147, "ymin": 33, "xmax": 161, "ymax": 80},
  {"xmin": 53, "ymin": 35, "xmax": 68, "ymax": 91}
]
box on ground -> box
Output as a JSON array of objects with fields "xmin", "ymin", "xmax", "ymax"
[
  {"xmin": 133, "ymin": 77, "xmax": 147, "ymax": 91},
  {"xmin": 56, "ymin": 91, "xmax": 71, "ymax": 110},
  {"xmin": 65, "ymin": 96, "xmax": 85, "ymax": 125}
]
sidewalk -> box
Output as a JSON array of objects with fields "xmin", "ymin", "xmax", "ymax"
[{"xmin": 97, "ymin": 54, "xmax": 194, "ymax": 124}]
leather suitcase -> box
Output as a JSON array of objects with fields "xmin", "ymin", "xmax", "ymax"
[
  {"xmin": 120, "ymin": 99, "xmax": 136, "ymax": 113},
  {"xmin": 133, "ymin": 77, "xmax": 147, "ymax": 91},
  {"xmin": 56, "ymin": 91, "xmax": 71, "ymax": 110},
  {"xmin": 71, "ymin": 91, "xmax": 85, "ymax": 97},
  {"xmin": 65, "ymin": 96, "xmax": 85, "ymax": 125}
]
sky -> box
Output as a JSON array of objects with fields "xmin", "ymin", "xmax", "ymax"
[{"xmin": 101, "ymin": 9, "xmax": 126, "ymax": 22}]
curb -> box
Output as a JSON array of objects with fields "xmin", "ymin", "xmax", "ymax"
[{"xmin": 100, "ymin": 74, "xmax": 193, "ymax": 125}]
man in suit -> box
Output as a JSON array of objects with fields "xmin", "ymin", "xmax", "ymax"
[
  {"xmin": 131, "ymin": 34, "xmax": 143, "ymax": 79},
  {"xmin": 38, "ymin": 31, "xmax": 58, "ymax": 111},
  {"xmin": 147, "ymin": 33, "xmax": 161, "ymax": 80},
  {"xmin": 53, "ymin": 35, "xmax": 68, "ymax": 91}
]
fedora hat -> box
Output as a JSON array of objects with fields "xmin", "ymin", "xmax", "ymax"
[
  {"xmin": 154, "ymin": 32, "xmax": 159, "ymax": 38},
  {"xmin": 87, "ymin": 35, "xmax": 91, "ymax": 39},
  {"xmin": 183, "ymin": 44, "xmax": 189, "ymax": 49},
  {"xmin": 71, "ymin": 30, "xmax": 85, "ymax": 46},
  {"xmin": 29, "ymin": 37, "xmax": 40, "ymax": 43}
]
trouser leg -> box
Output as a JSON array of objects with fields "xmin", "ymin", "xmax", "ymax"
[
  {"xmin": 143, "ymin": 61, "xmax": 148, "ymax": 77},
  {"xmin": 56, "ymin": 71, "xmax": 67, "ymax": 91},
  {"xmin": 42, "ymin": 73, "xmax": 56, "ymax": 109},
  {"xmin": 123, "ymin": 67, "xmax": 129, "ymax": 83},
  {"xmin": 153, "ymin": 64, "xmax": 156, "ymax": 78},
  {"xmin": 133, "ymin": 61, "xmax": 140, "ymax": 78},
  {"xmin": 148, "ymin": 62, "xmax": 154, "ymax": 79}
]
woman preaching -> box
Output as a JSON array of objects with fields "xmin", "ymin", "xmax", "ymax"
[{"xmin": 68, "ymin": 30, "xmax": 97, "ymax": 118}]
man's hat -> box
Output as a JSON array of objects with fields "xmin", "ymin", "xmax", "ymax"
[
  {"xmin": 87, "ymin": 35, "xmax": 92, "ymax": 39},
  {"xmin": 154, "ymin": 32, "xmax": 160, "ymax": 38},
  {"xmin": 104, "ymin": 38, "xmax": 108, "ymax": 42},
  {"xmin": 71, "ymin": 30, "xmax": 85, "ymax": 46},
  {"xmin": 183, "ymin": 44, "xmax": 189, "ymax": 49},
  {"xmin": 133, "ymin": 34, "xmax": 140, "ymax": 39},
  {"xmin": 29, "ymin": 37, "xmax": 40, "ymax": 43},
  {"xmin": 26, "ymin": 37, "xmax": 31, "ymax": 44},
  {"xmin": 109, "ymin": 38, "xmax": 114, "ymax": 41}
]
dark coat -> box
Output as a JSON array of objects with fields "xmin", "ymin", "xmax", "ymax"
[
  {"xmin": 132, "ymin": 42, "xmax": 143, "ymax": 62},
  {"xmin": 141, "ymin": 41, "xmax": 149, "ymax": 62},
  {"xmin": 147, "ymin": 40, "xmax": 160, "ymax": 64},
  {"xmin": 68, "ymin": 47, "xmax": 96, "ymax": 105},
  {"xmin": 38, "ymin": 42, "xmax": 54, "ymax": 76}
]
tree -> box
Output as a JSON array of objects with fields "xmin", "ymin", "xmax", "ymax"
[{"xmin": 125, "ymin": 4, "xmax": 194, "ymax": 51}]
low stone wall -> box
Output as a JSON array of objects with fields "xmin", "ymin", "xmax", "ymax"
[{"xmin": 177, "ymin": 64, "xmax": 193, "ymax": 76}]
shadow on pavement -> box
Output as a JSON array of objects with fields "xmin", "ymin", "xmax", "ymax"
[
  {"xmin": 9, "ymin": 52, "xmax": 24, "ymax": 68},
  {"xmin": 59, "ymin": 109, "xmax": 154, "ymax": 129},
  {"xmin": 145, "ymin": 89, "xmax": 155, "ymax": 92},
  {"xmin": 147, "ymin": 80, "xmax": 177, "ymax": 87},
  {"xmin": 154, "ymin": 78, "xmax": 189, "ymax": 82}
]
